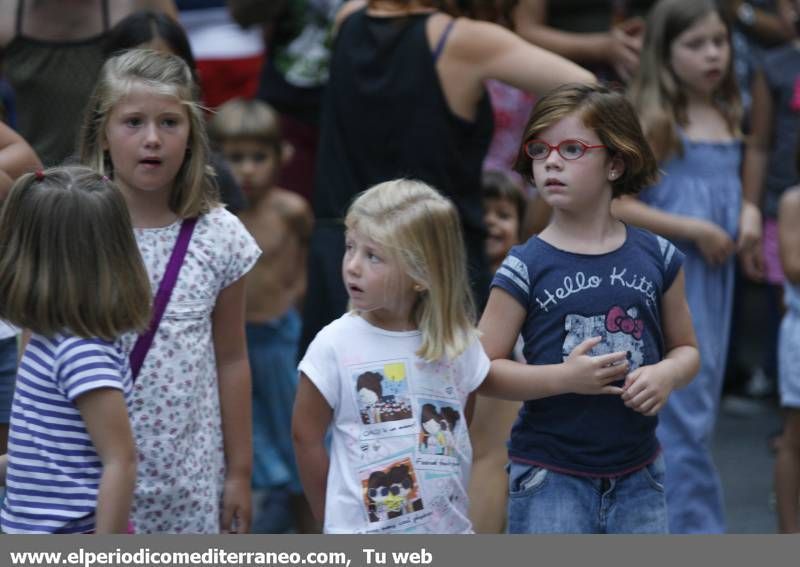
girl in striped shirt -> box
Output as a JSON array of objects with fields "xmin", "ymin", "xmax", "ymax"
[{"xmin": 0, "ymin": 166, "xmax": 151, "ymax": 534}]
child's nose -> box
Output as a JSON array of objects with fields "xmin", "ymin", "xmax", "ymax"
[{"xmin": 143, "ymin": 123, "xmax": 161, "ymax": 146}]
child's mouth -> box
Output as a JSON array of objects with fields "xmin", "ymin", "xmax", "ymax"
[{"xmin": 139, "ymin": 158, "xmax": 162, "ymax": 168}]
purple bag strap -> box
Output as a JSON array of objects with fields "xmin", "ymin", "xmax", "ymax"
[{"xmin": 130, "ymin": 217, "xmax": 197, "ymax": 381}]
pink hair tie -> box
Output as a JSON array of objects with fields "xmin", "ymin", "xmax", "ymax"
[
  {"xmin": 34, "ymin": 169, "xmax": 45, "ymax": 181},
  {"xmin": 101, "ymin": 175, "xmax": 110, "ymax": 181}
]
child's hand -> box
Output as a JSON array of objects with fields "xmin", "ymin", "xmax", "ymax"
[
  {"xmin": 692, "ymin": 220, "xmax": 735, "ymax": 266},
  {"xmin": 621, "ymin": 361, "xmax": 678, "ymax": 416},
  {"xmin": 563, "ymin": 336, "xmax": 628, "ymax": 395},
  {"xmin": 221, "ymin": 473, "xmax": 252, "ymax": 534}
]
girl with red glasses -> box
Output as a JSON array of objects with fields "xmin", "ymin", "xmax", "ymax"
[{"xmin": 478, "ymin": 83, "xmax": 700, "ymax": 533}]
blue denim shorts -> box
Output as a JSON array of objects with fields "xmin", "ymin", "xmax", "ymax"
[{"xmin": 507, "ymin": 455, "xmax": 668, "ymax": 534}]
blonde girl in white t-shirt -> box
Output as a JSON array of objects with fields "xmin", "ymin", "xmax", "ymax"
[{"xmin": 293, "ymin": 179, "xmax": 489, "ymax": 533}]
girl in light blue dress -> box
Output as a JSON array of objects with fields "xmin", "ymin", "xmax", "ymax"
[{"xmin": 614, "ymin": 0, "xmax": 745, "ymax": 533}]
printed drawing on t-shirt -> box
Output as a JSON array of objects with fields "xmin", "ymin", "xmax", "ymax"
[
  {"xmin": 418, "ymin": 401, "xmax": 460, "ymax": 457},
  {"xmin": 354, "ymin": 362, "xmax": 413, "ymax": 425},
  {"xmin": 562, "ymin": 305, "xmax": 646, "ymax": 371},
  {"xmin": 362, "ymin": 457, "xmax": 425, "ymax": 524}
]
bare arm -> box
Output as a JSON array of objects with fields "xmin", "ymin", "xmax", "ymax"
[
  {"xmin": 721, "ymin": 0, "xmax": 793, "ymax": 46},
  {"xmin": 213, "ymin": 277, "xmax": 252, "ymax": 534},
  {"xmin": 448, "ymin": 17, "xmax": 595, "ymax": 99},
  {"xmin": 621, "ymin": 269, "xmax": 700, "ymax": 415},
  {"xmin": 76, "ymin": 388, "xmax": 137, "ymax": 534},
  {"xmin": 477, "ymin": 287, "xmax": 627, "ymax": 401},
  {"xmin": 739, "ymin": 70, "xmax": 773, "ymax": 280},
  {"xmin": 779, "ymin": 188, "xmax": 800, "ymax": 283},
  {"xmin": 612, "ymin": 196, "xmax": 736, "ymax": 266},
  {"xmin": 0, "ymin": 122, "xmax": 42, "ymax": 199},
  {"xmin": 292, "ymin": 374, "xmax": 333, "ymax": 523}
]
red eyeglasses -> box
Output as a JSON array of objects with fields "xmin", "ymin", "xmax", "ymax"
[{"xmin": 524, "ymin": 139, "xmax": 607, "ymax": 160}]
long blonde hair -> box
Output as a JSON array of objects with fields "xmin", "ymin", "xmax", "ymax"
[
  {"xmin": 629, "ymin": 0, "xmax": 741, "ymax": 161},
  {"xmin": 0, "ymin": 166, "xmax": 151, "ymax": 340},
  {"xmin": 345, "ymin": 179, "xmax": 478, "ymax": 361},
  {"xmin": 79, "ymin": 48, "xmax": 219, "ymax": 217}
]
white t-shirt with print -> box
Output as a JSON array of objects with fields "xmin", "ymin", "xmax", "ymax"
[{"xmin": 299, "ymin": 312, "xmax": 489, "ymax": 534}]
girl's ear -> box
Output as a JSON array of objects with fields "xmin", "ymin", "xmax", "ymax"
[{"xmin": 608, "ymin": 154, "xmax": 626, "ymax": 181}]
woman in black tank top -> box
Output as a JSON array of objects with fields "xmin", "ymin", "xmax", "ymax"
[{"xmin": 299, "ymin": 0, "xmax": 595, "ymax": 354}]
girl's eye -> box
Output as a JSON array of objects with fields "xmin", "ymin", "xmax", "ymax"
[
  {"xmin": 561, "ymin": 142, "xmax": 583, "ymax": 158},
  {"xmin": 367, "ymin": 252, "xmax": 381, "ymax": 263},
  {"xmin": 125, "ymin": 117, "xmax": 142, "ymax": 127},
  {"xmin": 685, "ymin": 39, "xmax": 703, "ymax": 50},
  {"xmin": 162, "ymin": 118, "xmax": 179, "ymax": 127}
]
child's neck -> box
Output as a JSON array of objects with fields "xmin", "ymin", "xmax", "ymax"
[
  {"xmin": 360, "ymin": 309, "xmax": 417, "ymax": 333},
  {"xmin": 244, "ymin": 185, "xmax": 276, "ymax": 212},
  {"xmin": 124, "ymin": 190, "xmax": 179, "ymax": 229},
  {"xmin": 541, "ymin": 209, "xmax": 625, "ymax": 255}
]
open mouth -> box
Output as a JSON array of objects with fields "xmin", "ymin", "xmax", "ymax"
[
  {"xmin": 348, "ymin": 284, "xmax": 364, "ymax": 294},
  {"xmin": 139, "ymin": 157, "xmax": 162, "ymax": 167}
]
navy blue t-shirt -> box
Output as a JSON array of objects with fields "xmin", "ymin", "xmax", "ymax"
[{"xmin": 492, "ymin": 225, "xmax": 685, "ymax": 476}]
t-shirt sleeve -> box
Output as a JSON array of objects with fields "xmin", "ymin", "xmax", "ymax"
[
  {"xmin": 214, "ymin": 207, "xmax": 262, "ymax": 289},
  {"xmin": 298, "ymin": 327, "xmax": 339, "ymax": 410},
  {"xmin": 56, "ymin": 339, "xmax": 125, "ymax": 402},
  {"xmin": 655, "ymin": 235, "xmax": 685, "ymax": 290},
  {"xmin": 491, "ymin": 248, "xmax": 531, "ymax": 309},
  {"xmin": 458, "ymin": 337, "xmax": 490, "ymax": 395}
]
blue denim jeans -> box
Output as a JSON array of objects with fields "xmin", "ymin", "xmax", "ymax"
[{"xmin": 507, "ymin": 455, "xmax": 668, "ymax": 534}]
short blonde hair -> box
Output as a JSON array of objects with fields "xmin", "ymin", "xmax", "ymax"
[
  {"xmin": 208, "ymin": 98, "xmax": 282, "ymax": 151},
  {"xmin": 0, "ymin": 166, "xmax": 151, "ymax": 340},
  {"xmin": 79, "ymin": 48, "xmax": 219, "ymax": 218},
  {"xmin": 345, "ymin": 179, "xmax": 478, "ymax": 362}
]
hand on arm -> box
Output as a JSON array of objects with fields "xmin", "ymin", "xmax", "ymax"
[
  {"xmin": 622, "ymin": 269, "xmax": 699, "ymax": 416},
  {"xmin": 213, "ymin": 277, "xmax": 252, "ymax": 534},
  {"xmin": 513, "ymin": 0, "xmax": 642, "ymax": 81},
  {"xmin": 292, "ymin": 374, "xmax": 333, "ymax": 524},
  {"xmin": 77, "ymin": 388, "xmax": 137, "ymax": 534},
  {"xmin": 478, "ymin": 288, "xmax": 627, "ymax": 401},
  {"xmin": 612, "ymin": 196, "xmax": 735, "ymax": 266}
]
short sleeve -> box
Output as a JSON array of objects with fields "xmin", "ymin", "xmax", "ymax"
[
  {"xmin": 654, "ymin": 235, "xmax": 685, "ymax": 290},
  {"xmin": 491, "ymin": 248, "xmax": 531, "ymax": 309},
  {"xmin": 56, "ymin": 338, "xmax": 125, "ymax": 401},
  {"xmin": 211, "ymin": 207, "xmax": 262, "ymax": 289},
  {"xmin": 457, "ymin": 337, "xmax": 490, "ymax": 395},
  {"xmin": 298, "ymin": 326, "xmax": 340, "ymax": 410}
]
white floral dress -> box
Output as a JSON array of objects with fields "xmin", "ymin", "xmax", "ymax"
[{"xmin": 123, "ymin": 207, "xmax": 260, "ymax": 533}]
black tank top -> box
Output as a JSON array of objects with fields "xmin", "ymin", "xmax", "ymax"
[
  {"xmin": 3, "ymin": 0, "xmax": 110, "ymax": 166},
  {"xmin": 314, "ymin": 9, "xmax": 493, "ymax": 249}
]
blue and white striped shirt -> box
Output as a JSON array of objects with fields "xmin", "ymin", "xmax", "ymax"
[{"xmin": 0, "ymin": 334, "xmax": 131, "ymax": 534}]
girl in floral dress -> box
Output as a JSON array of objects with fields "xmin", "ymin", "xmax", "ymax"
[{"xmin": 79, "ymin": 49, "xmax": 261, "ymax": 533}]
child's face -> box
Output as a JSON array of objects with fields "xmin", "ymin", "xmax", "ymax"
[
  {"xmin": 483, "ymin": 196, "xmax": 520, "ymax": 266},
  {"xmin": 222, "ymin": 139, "xmax": 280, "ymax": 202},
  {"xmin": 103, "ymin": 83, "xmax": 190, "ymax": 201},
  {"xmin": 529, "ymin": 113, "xmax": 615, "ymax": 212},
  {"xmin": 343, "ymin": 228, "xmax": 417, "ymax": 330},
  {"xmin": 669, "ymin": 11, "xmax": 730, "ymax": 99}
]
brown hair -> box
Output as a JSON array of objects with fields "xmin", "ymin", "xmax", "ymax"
[
  {"xmin": 0, "ymin": 166, "xmax": 151, "ymax": 340},
  {"xmin": 208, "ymin": 98, "xmax": 283, "ymax": 152},
  {"xmin": 481, "ymin": 170, "xmax": 527, "ymax": 236},
  {"xmin": 513, "ymin": 83, "xmax": 659, "ymax": 197},
  {"xmin": 79, "ymin": 48, "xmax": 220, "ymax": 218},
  {"xmin": 629, "ymin": 0, "xmax": 742, "ymax": 161}
]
